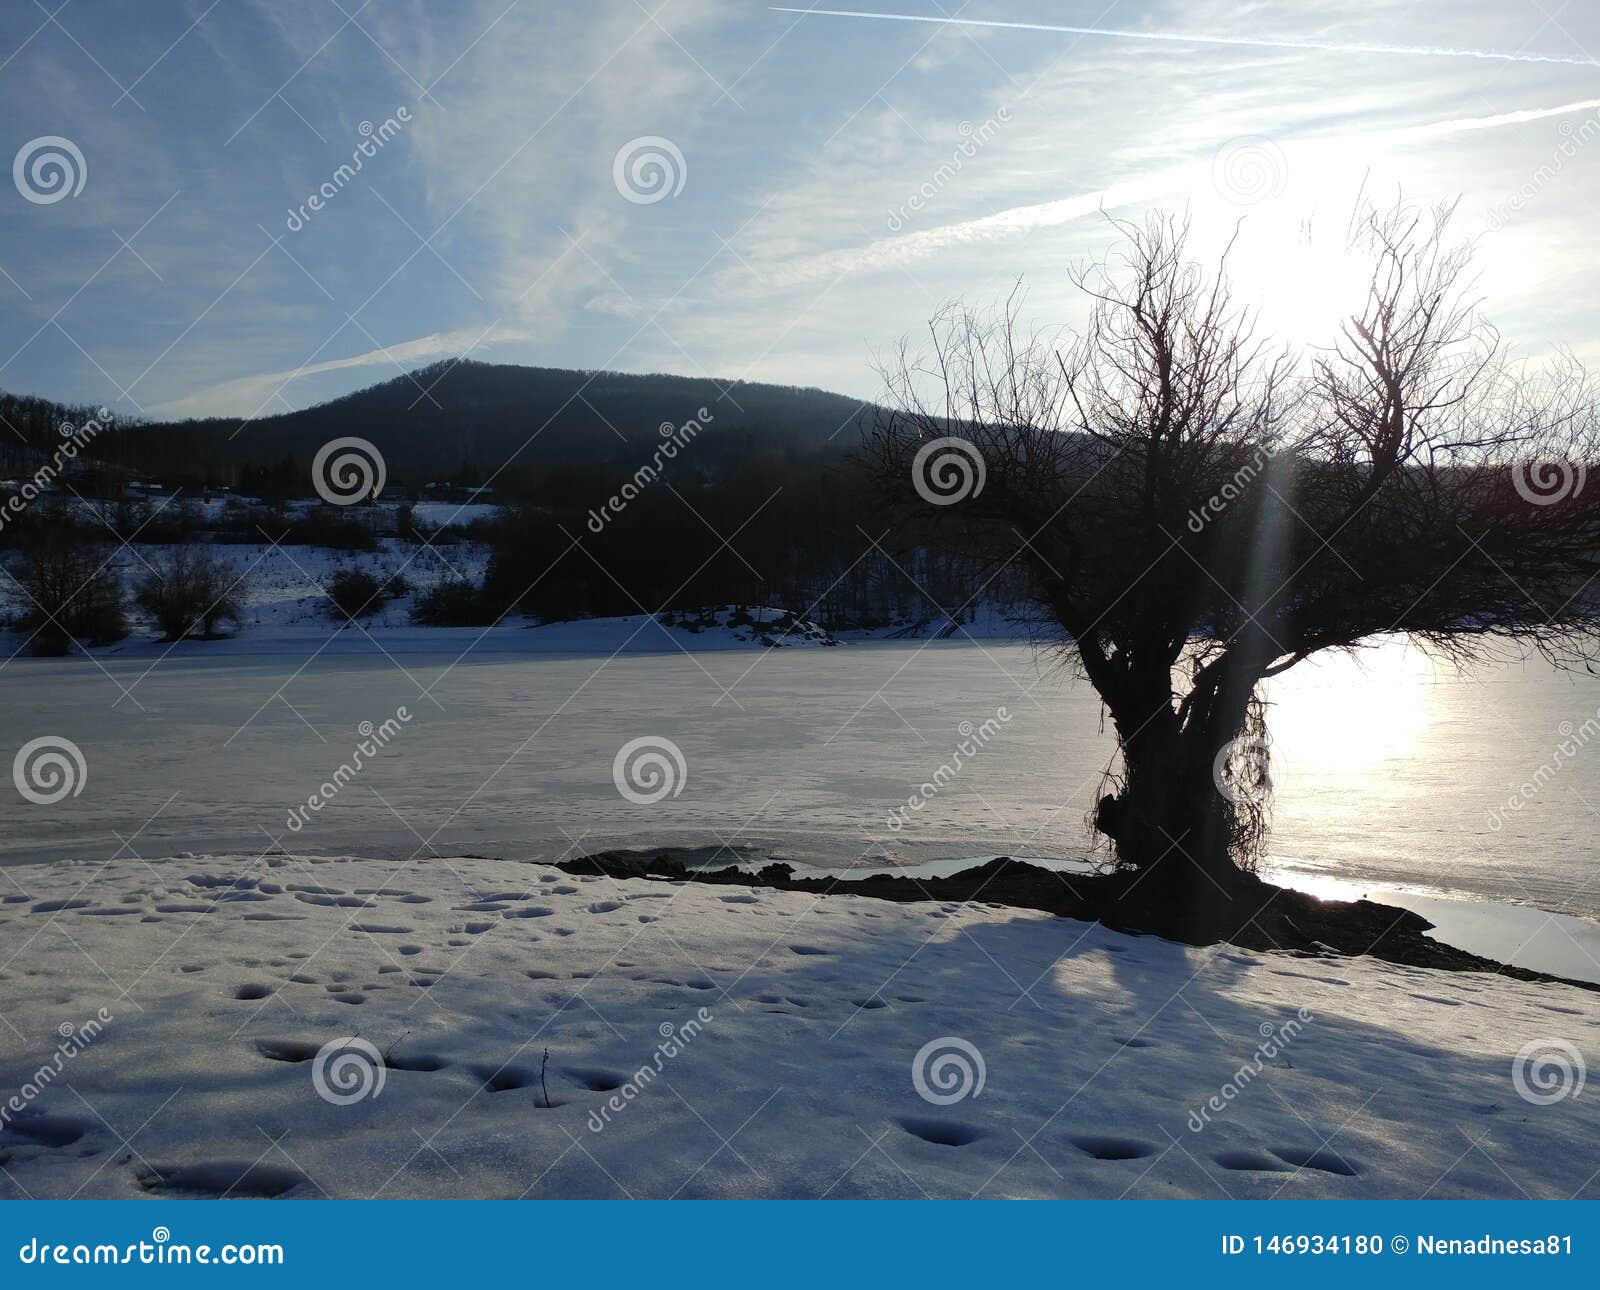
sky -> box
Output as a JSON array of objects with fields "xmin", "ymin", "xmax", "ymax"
[{"xmin": 1, "ymin": 0, "xmax": 1598, "ymax": 423}]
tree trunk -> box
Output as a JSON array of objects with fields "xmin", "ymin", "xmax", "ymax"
[{"xmin": 1092, "ymin": 676, "xmax": 1261, "ymax": 936}]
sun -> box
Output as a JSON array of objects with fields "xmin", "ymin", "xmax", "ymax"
[{"xmin": 1246, "ymin": 229, "xmax": 1373, "ymax": 352}]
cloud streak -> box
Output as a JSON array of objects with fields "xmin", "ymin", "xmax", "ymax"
[{"xmin": 771, "ymin": 7, "xmax": 1600, "ymax": 67}]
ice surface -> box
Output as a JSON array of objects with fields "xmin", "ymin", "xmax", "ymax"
[{"xmin": 5, "ymin": 634, "xmax": 1600, "ymax": 925}]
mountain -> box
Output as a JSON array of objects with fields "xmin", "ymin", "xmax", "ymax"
[{"xmin": 73, "ymin": 360, "xmax": 878, "ymax": 488}]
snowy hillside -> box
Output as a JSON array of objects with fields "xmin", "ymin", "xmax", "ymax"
[
  {"xmin": 0, "ymin": 853, "xmax": 1593, "ymax": 1199},
  {"xmin": 1, "ymin": 532, "xmax": 1040, "ymax": 653}
]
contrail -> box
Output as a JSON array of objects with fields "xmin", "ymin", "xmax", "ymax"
[
  {"xmin": 770, "ymin": 6, "xmax": 1600, "ymax": 67},
  {"xmin": 754, "ymin": 97, "xmax": 1600, "ymax": 286},
  {"xmin": 1378, "ymin": 96, "xmax": 1600, "ymax": 141}
]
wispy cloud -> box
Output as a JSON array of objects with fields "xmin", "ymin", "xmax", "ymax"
[
  {"xmin": 148, "ymin": 324, "xmax": 531, "ymax": 419},
  {"xmin": 4, "ymin": 1, "xmax": 1599, "ymax": 414}
]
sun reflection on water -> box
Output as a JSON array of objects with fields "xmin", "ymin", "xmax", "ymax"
[{"xmin": 1264, "ymin": 637, "xmax": 1442, "ymax": 780}]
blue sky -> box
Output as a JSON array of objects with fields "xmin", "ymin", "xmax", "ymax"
[{"xmin": 2, "ymin": 0, "xmax": 1598, "ymax": 422}]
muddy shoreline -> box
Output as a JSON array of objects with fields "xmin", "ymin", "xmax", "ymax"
[{"xmin": 556, "ymin": 851, "xmax": 1598, "ymax": 993}]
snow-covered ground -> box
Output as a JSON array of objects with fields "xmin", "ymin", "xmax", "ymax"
[
  {"xmin": 0, "ymin": 852, "xmax": 1594, "ymax": 1199},
  {"xmin": 232, "ymin": 540, "xmax": 485, "ymax": 634},
  {"xmin": 406, "ymin": 502, "xmax": 500, "ymax": 530},
  {"xmin": 74, "ymin": 540, "xmax": 489, "ymax": 638},
  {"xmin": 41, "ymin": 494, "xmax": 499, "ymax": 533}
]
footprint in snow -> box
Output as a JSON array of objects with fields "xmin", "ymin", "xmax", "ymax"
[
  {"xmin": 563, "ymin": 1066, "xmax": 627, "ymax": 1092},
  {"xmin": 255, "ymin": 1038, "xmax": 318, "ymax": 1063},
  {"xmin": 471, "ymin": 1063, "xmax": 560, "ymax": 1100},
  {"xmin": 1069, "ymin": 1134, "xmax": 1155, "ymax": 1161},
  {"xmin": 1213, "ymin": 1148, "xmax": 1290, "ymax": 1172},
  {"xmin": 898, "ymin": 1116, "xmax": 986, "ymax": 1147},
  {"xmin": 1268, "ymin": 1145, "xmax": 1359, "ymax": 1176},
  {"xmin": 2, "ymin": 1114, "xmax": 91, "ymax": 1149},
  {"xmin": 139, "ymin": 1162, "xmax": 307, "ymax": 1199}
]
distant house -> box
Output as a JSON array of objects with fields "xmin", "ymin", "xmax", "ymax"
[{"xmin": 419, "ymin": 483, "xmax": 495, "ymax": 504}]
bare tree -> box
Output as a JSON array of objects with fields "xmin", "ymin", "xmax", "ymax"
[
  {"xmin": 135, "ymin": 545, "xmax": 245, "ymax": 641},
  {"xmin": 7, "ymin": 529, "xmax": 128, "ymax": 655},
  {"xmin": 868, "ymin": 200, "xmax": 1600, "ymax": 930}
]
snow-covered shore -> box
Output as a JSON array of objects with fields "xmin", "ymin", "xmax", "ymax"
[
  {"xmin": 1, "ymin": 534, "xmax": 1035, "ymax": 651},
  {"xmin": 0, "ymin": 853, "xmax": 1594, "ymax": 1199}
]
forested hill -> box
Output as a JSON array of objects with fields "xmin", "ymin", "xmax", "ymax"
[{"xmin": 7, "ymin": 360, "xmax": 878, "ymax": 490}]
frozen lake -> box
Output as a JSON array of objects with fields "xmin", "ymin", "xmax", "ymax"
[{"xmin": 5, "ymin": 633, "xmax": 1600, "ymax": 921}]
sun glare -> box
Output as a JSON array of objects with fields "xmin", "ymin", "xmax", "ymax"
[
  {"xmin": 1235, "ymin": 228, "xmax": 1373, "ymax": 351},
  {"xmin": 1266, "ymin": 638, "xmax": 1441, "ymax": 776}
]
